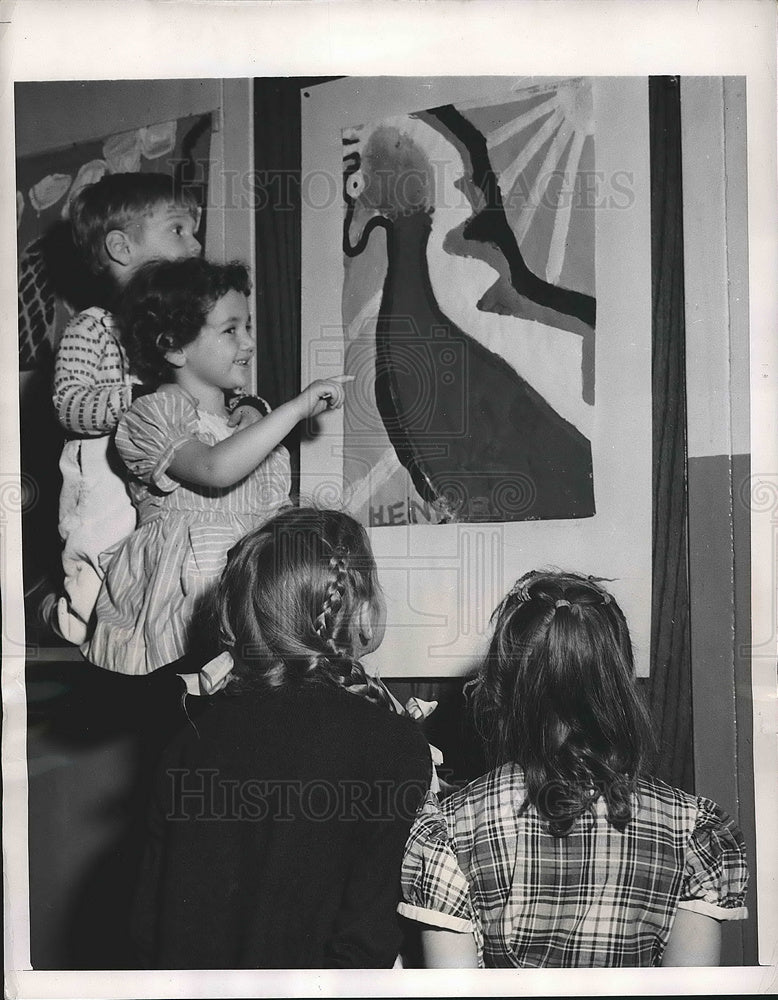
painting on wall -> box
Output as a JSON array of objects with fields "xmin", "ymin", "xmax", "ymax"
[
  {"xmin": 340, "ymin": 80, "xmax": 597, "ymax": 526},
  {"xmin": 302, "ymin": 75, "xmax": 652, "ymax": 678}
]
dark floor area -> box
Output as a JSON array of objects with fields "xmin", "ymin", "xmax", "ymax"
[{"xmin": 27, "ymin": 656, "xmax": 194, "ymax": 969}]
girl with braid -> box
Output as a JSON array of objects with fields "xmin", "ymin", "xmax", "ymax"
[
  {"xmin": 399, "ymin": 570, "xmax": 749, "ymax": 969},
  {"xmin": 133, "ymin": 507, "xmax": 433, "ymax": 969}
]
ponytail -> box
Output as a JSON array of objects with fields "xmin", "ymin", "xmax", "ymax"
[{"xmin": 469, "ymin": 570, "xmax": 655, "ymax": 834}]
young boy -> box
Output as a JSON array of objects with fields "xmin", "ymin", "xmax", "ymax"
[{"xmin": 50, "ymin": 172, "xmax": 259, "ymax": 644}]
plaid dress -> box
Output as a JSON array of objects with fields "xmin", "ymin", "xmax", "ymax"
[{"xmin": 399, "ymin": 764, "xmax": 748, "ymax": 967}]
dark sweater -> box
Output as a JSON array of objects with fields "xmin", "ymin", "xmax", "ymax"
[{"xmin": 133, "ymin": 681, "xmax": 431, "ymax": 969}]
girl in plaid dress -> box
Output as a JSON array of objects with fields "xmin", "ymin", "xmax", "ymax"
[{"xmin": 399, "ymin": 571, "xmax": 749, "ymax": 968}]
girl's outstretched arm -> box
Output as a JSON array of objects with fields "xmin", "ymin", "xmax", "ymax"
[
  {"xmin": 421, "ymin": 927, "xmax": 478, "ymax": 968},
  {"xmin": 168, "ymin": 377, "xmax": 351, "ymax": 488},
  {"xmin": 661, "ymin": 908, "xmax": 722, "ymax": 966}
]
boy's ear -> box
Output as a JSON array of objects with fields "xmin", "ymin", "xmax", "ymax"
[{"xmin": 104, "ymin": 229, "xmax": 132, "ymax": 266}]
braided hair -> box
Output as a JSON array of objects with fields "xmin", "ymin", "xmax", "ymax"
[
  {"xmin": 215, "ymin": 507, "xmax": 395, "ymax": 711},
  {"xmin": 468, "ymin": 570, "xmax": 655, "ymax": 835}
]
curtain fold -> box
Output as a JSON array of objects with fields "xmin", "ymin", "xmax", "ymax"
[{"xmin": 645, "ymin": 75, "xmax": 694, "ymax": 791}]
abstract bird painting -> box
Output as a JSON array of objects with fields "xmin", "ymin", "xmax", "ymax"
[{"xmin": 341, "ymin": 80, "xmax": 597, "ymax": 525}]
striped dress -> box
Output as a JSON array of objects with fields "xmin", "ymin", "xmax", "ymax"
[{"xmin": 86, "ymin": 388, "xmax": 291, "ymax": 675}]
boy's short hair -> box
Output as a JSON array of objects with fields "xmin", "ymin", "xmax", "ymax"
[{"xmin": 70, "ymin": 172, "xmax": 200, "ymax": 275}]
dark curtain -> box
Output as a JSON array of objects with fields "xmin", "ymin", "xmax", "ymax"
[
  {"xmin": 643, "ymin": 76, "xmax": 694, "ymax": 792},
  {"xmin": 253, "ymin": 78, "xmax": 341, "ymax": 494}
]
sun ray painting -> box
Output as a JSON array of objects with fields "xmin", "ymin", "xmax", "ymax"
[{"xmin": 340, "ymin": 79, "xmax": 597, "ymax": 526}]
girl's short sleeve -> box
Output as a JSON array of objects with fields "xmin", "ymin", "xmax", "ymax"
[
  {"xmin": 116, "ymin": 392, "xmax": 198, "ymax": 492},
  {"xmin": 679, "ymin": 797, "xmax": 749, "ymax": 921},
  {"xmin": 398, "ymin": 791, "xmax": 479, "ymax": 937}
]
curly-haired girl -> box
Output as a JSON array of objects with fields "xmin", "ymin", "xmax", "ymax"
[{"xmin": 86, "ymin": 257, "xmax": 351, "ymax": 676}]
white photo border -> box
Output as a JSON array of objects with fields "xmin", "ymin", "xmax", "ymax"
[{"xmin": 2, "ymin": 1, "xmax": 776, "ymax": 997}]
